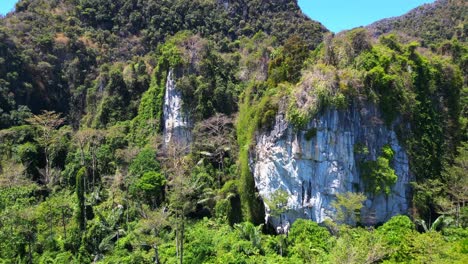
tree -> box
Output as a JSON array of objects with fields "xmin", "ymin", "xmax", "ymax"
[
  {"xmin": 0, "ymin": 159, "xmax": 27, "ymax": 187},
  {"xmin": 15, "ymin": 207, "xmax": 38, "ymax": 264},
  {"xmin": 35, "ymin": 191, "xmax": 74, "ymax": 247},
  {"xmin": 443, "ymin": 142, "xmax": 468, "ymax": 226},
  {"xmin": 129, "ymin": 147, "xmax": 160, "ymax": 178},
  {"xmin": 94, "ymin": 206, "xmax": 126, "ymax": 255},
  {"xmin": 265, "ymin": 188, "xmax": 289, "ymax": 234},
  {"xmin": 268, "ymin": 35, "xmax": 309, "ymax": 84},
  {"xmin": 57, "ymin": 196, "xmax": 73, "ymax": 240},
  {"xmin": 376, "ymin": 215, "xmax": 415, "ymax": 262},
  {"xmin": 323, "ymin": 33, "xmax": 337, "ymax": 66},
  {"xmin": 128, "ymin": 147, "xmax": 162, "ymax": 207},
  {"xmin": 348, "ymin": 28, "xmax": 372, "ymax": 57},
  {"xmin": 411, "ymin": 179, "xmax": 445, "ymax": 226},
  {"xmin": 330, "ymin": 227, "xmax": 389, "ymax": 264},
  {"xmin": 26, "ymin": 110, "xmax": 64, "ymax": 186},
  {"xmin": 136, "ymin": 208, "xmax": 169, "ymax": 264},
  {"xmin": 133, "ymin": 171, "xmax": 166, "ymax": 208},
  {"xmin": 234, "ymin": 222, "xmax": 263, "ymax": 251},
  {"xmin": 73, "ymin": 128, "xmax": 105, "ymax": 189},
  {"xmin": 162, "ymin": 143, "xmax": 196, "ymax": 264},
  {"xmin": 288, "ymin": 219, "xmax": 332, "ymax": 262},
  {"xmin": 76, "ymin": 167, "xmax": 86, "ymax": 231},
  {"xmin": 193, "ymin": 113, "xmax": 235, "ymax": 188},
  {"xmin": 17, "ymin": 142, "xmax": 39, "ymax": 178},
  {"xmin": 332, "ymin": 192, "xmax": 367, "ymax": 226},
  {"xmin": 360, "ymin": 145, "xmax": 398, "ymax": 195}
]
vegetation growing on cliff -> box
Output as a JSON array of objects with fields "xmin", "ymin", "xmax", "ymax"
[{"xmin": 360, "ymin": 145, "xmax": 398, "ymax": 195}]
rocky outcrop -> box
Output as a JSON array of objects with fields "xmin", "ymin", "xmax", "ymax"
[
  {"xmin": 163, "ymin": 70, "xmax": 192, "ymax": 148},
  {"xmin": 251, "ymin": 102, "xmax": 411, "ymax": 230}
]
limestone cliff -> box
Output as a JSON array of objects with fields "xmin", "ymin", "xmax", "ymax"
[
  {"xmin": 163, "ymin": 70, "xmax": 192, "ymax": 148},
  {"xmin": 251, "ymin": 102, "xmax": 411, "ymax": 231}
]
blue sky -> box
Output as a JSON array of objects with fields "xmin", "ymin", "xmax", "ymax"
[
  {"xmin": 1, "ymin": 0, "xmax": 436, "ymax": 32},
  {"xmin": 0, "ymin": 0, "xmax": 17, "ymax": 15},
  {"xmin": 298, "ymin": 0, "xmax": 436, "ymax": 32}
]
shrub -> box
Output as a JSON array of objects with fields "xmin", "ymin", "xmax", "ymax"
[
  {"xmin": 360, "ymin": 145, "xmax": 397, "ymax": 195},
  {"xmin": 288, "ymin": 219, "xmax": 332, "ymax": 260},
  {"xmin": 129, "ymin": 148, "xmax": 159, "ymax": 178}
]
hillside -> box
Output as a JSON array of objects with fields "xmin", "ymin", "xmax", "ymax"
[
  {"xmin": 0, "ymin": 0, "xmax": 467, "ymax": 263},
  {"xmin": 368, "ymin": 0, "xmax": 467, "ymax": 45},
  {"xmin": 0, "ymin": 0, "xmax": 327, "ymax": 128}
]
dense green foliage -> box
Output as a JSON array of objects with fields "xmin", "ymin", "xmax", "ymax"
[
  {"xmin": 369, "ymin": 0, "xmax": 466, "ymax": 45},
  {"xmin": 360, "ymin": 145, "xmax": 398, "ymax": 195},
  {"xmin": 0, "ymin": 0, "xmax": 467, "ymax": 263},
  {"xmin": 331, "ymin": 192, "xmax": 367, "ymax": 226},
  {"xmin": 0, "ymin": 0, "xmax": 326, "ymax": 129}
]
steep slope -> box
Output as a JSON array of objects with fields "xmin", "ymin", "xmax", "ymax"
[
  {"xmin": 239, "ymin": 29, "xmax": 464, "ymax": 228},
  {"xmin": 368, "ymin": 0, "xmax": 467, "ymax": 45},
  {"xmin": 253, "ymin": 102, "xmax": 411, "ymax": 228},
  {"xmin": 0, "ymin": 0, "xmax": 327, "ymax": 128},
  {"xmin": 0, "ymin": 1, "xmax": 466, "ymax": 263}
]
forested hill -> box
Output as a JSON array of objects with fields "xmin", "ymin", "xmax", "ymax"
[
  {"xmin": 0, "ymin": 0, "xmax": 326, "ymax": 128},
  {"xmin": 366, "ymin": 0, "xmax": 467, "ymax": 139},
  {"xmin": 0, "ymin": 0, "xmax": 467, "ymax": 263},
  {"xmin": 368, "ymin": 0, "xmax": 466, "ymax": 45}
]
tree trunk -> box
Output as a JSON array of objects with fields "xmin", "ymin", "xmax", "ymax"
[
  {"xmin": 154, "ymin": 244, "xmax": 160, "ymax": 264},
  {"xmin": 92, "ymin": 146, "xmax": 96, "ymax": 189},
  {"xmin": 279, "ymin": 238, "xmax": 283, "ymax": 257},
  {"xmin": 180, "ymin": 216, "xmax": 184, "ymax": 264},
  {"xmin": 175, "ymin": 213, "xmax": 179, "ymax": 259},
  {"xmin": 218, "ymin": 153, "xmax": 223, "ymax": 189},
  {"xmin": 61, "ymin": 208, "xmax": 67, "ymax": 240},
  {"xmin": 84, "ymin": 178, "xmax": 87, "ymax": 231},
  {"xmin": 45, "ymin": 147, "xmax": 50, "ymax": 184},
  {"xmin": 28, "ymin": 241, "xmax": 33, "ymax": 264},
  {"xmin": 126, "ymin": 194, "xmax": 129, "ymax": 232},
  {"xmin": 79, "ymin": 143, "xmax": 85, "ymax": 167}
]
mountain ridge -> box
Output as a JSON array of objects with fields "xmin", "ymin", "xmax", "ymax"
[
  {"xmin": 0, "ymin": 1, "xmax": 466, "ymax": 263},
  {"xmin": 367, "ymin": 0, "xmax": 466, "ymax": 44}
]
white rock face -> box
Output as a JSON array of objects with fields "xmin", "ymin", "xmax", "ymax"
[
  {"xmin": 217, "ymin": 0, "xmax": 229, "ymax": 10},
  {"xmin": 252, "ymin": 103, "xmax": 411, "ymax": 230},
  {"xmin": 163, "ymin": 70, "xmax": 192, "ymax": 148}
]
